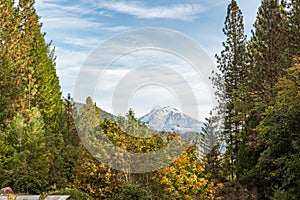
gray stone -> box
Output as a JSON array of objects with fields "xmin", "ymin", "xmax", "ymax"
[{"xmin": 0, "ymin": 187, "xmax": 13, "ymax": 195}]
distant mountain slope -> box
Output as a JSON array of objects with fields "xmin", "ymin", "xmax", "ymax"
[
  {"xmin": 73, "ymin": 102, "xmax": 114, "ymax": 119},
  {"xmin": 139, "ymin": 106, "xmax": 204, "ymax": 133},
  {"xmin": 73, "ymin": 103, "xmax": 212, "ymax": 157}
]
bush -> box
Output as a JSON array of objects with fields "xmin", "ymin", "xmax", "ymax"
[
  {"xmin": 45, "ymin": 188, "xmax": 92, "ymax": 200},
  {"xmin": 110, "ymin": 184, "xmax": 155, "ymax": 200},
  {"xmin": 271, "ymin": 187, "xmax": 299, "ymax": 200},
  {"xmin": 216, "ymin": 181, "xmax": 257, "ymax": 200}
]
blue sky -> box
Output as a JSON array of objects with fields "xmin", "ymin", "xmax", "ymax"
[{"xmin": 35, "ymin": 0, "xmax": 261, "ymax": 121}]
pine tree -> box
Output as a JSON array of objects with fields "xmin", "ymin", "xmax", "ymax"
[
  {"xmin": 0, "ymin": 0, "xmax": 24, "ymax": 124},
  {"xmin": 239, "ymin": 1, "xmax": 293, "ymax": 195},
  {"xmin": 17, "ymin": 0, "xmax": 63, "ymax": 127},
  {"xmin": 0, "ymin": 108, "xmax": 50, "ymax": 193},
  {"xmin": 16, "ymin": 0, "xmax": 67, "ymax": 187},
  {"xmin": 0, "ymin": 0, "xmax": 73, "ymax": 189},
  {"xmin": 286, "ymin": 0, "xmax": 300, "ymax": 56},
  {"xmin": 50, "ymin": 97, "xmax": 81, "ymax": 188},
  {"xmin": 255, "ymin": 56, "xmax": 300, "ymax": 198},
  {"xmin": 249, "ymin": 0, "xmax": 289, "ymax": 100},
  {"xmin": 201, "ymin": 112, "xmax": 220, "ymax": 155},
  {"xmin": 213, "ymin": 0, "xmax": 247, "ymax": 180}
]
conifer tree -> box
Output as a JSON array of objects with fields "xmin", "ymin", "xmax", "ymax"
[
  {"xmin": 213, "ymin": 0, "xmax": 247, "ymax": 180},
  {"xmin": 0, "ymin": 108, "xmax": 50, "ymax": 193},
  {"xmin": 239, "ymin": 1, "xmax": 293, "ymax": 194},
  {"xmin": 17, "ymin": 0, "xmax": 63, "ymax": 128},
  {"xmin": 0, "ymin": 0, "xmax": 24, "ymax": 124},
  {"xmin": 18, "ymin": 0, "xmax": 66, "ymax": 188},
  {"xmin": 286, "ymin": 0, "xmax": 300, "ymax": 56},
  {"xmin": 249, "ymin": 0, "xmax": 289, "ymax": 100},
  {"xmin": 255, "ymin": 56, "xmax": 300, "ymax": 198},
  {"xmin": 0, "ymin": 0, "xmax": 71, "ymax": 189}
]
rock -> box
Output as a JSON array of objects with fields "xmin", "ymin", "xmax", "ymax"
[{"xmin": 0, "ymin": 187, "xmax": 14, "ymax": 195}]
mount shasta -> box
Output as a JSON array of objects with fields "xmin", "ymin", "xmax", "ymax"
[
  {"xmin": 75, "ymin": 103, "xmax": 204, "ymax": 134},
  {"xmin": 139, "ymin": 106, "xmax": 204, "ymax": 133}
]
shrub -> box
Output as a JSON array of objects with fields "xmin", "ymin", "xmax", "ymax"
[
  {"xmin": 44, "ymin": 188, "xmax": 92, "ymax": 200},
  {"xmin": 110, "ymin": 184, "xmax": 155, "ymax": 200}
]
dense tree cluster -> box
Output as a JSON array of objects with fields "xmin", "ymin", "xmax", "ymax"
[
  {"xmin": 212, "ymin": 0, "xmax": 300, "ymax": 199},
  {"xmin": 0, "ymin": 0, "xmax": 218, "ymax": 195},
  {"xmin": 0, "ymin": 0, "xmax": 75, "ymax": 194},
  {"xmin": 0, "ymin": 0, "xmax": 299, "ymax": 199}
]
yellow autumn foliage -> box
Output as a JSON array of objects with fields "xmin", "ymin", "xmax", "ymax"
[{"xmin": 155, "ymin": 146, "xmax": 221, "ymax": 199}]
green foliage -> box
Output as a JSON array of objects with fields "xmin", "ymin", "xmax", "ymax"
[
  {"xmin": 0, "ymin": 0, "xmax": 25, "ymax": 123},
  {"xmin": 249, "ymin": 0, "xmax": 290, "ymax": 102},
  {"xmin": 45, "ymin": 188, "xmax": 93, "ymax": 200},
  {"xmin": 0, "ymin": 0, "xmax": 77, "ymax": 192},
  {"xmin": 110, "ymin": 184, "xmax": 155, "ymax": 200},
  {"xmin": 271, "ymin": 186, "xmax": 299, "ymax": 200},
  {"xmin": 237, "ymin": 1, "xmax": 299, "ymax": 197},
  {"xmin": 101, "ymin": 115, "xmax": 165, "ymax": 154},
  {"xmin": 214, "ymin": 0, "xmax": 300, "ymax": 199},
  {"xmin": 254, "ymin": 57, "xmax": 300, "ymax": 198},
  {"xmin": 0, "ymin": 0, "xmax": 299, "ymax": 199},
  {"xmin": 286, "ymin": 0, "xmax": 300, "ymax": 56},
  {"xmin": 205, "ymin": 144, "xmax": 225, "ymax": 182},
  {"xmin": 73, "ymin": 145, "xmax": 118, "ymax": 199},
  {"xmin": 73, "ymin": 97, "xmax": 118, "ymax": 198},
  {"xmin": 50, "ymin": 98, "xmax": 80, "ymax": 188},
  {"xmin": 0, "ymin": 0, "xmax": 63, "ymax": 123},
  {"xmin": 0, "ymin": 108, "xmax": 50, "ymax": 193},
  {"xmin": 201, "ymin": 112, "xmax": 220, "ymax": 153}
]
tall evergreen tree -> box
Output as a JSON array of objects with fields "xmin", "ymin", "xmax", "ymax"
[
  {"xmin": 256, "ymin": 56, "xmax": 300, "ymax": 198},
  {"xmin": 286, "ymin": 0, "xmax": 300, "ymax": 56},
  {"xmin": 249, "ymin": 0, "xmax": 289, "ymax": 100},
  {"xmin": 17, "ymin": 0, "xmax": 66, "ymax": 187},
  {"xmin": 213, "ymin": 0, "xmax": 247, "ymax": 180},
  {"xmin": 0, "ymin": 0, "xmax": 72, "ymax": 190},
  {"xmin": 239, "ymin": 1, "xmax": 294, "ymax": 196},
  {"xmin": 0, "ymin": 0, "xmax": 24, "ymax": 124},
  {"xmin": 17, "ymin": 0, "xmax": 63, "ymax": 128},
  {"xmin": 0, "ymin": 108, "xmax": 50, "ymax": 193}
]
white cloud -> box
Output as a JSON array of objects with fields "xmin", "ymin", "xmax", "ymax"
[
  {"xmin": 35, "ymin": 0, "xmax": 260, "ymax": 120},
  {"xmin": 36, "ymin": 1, "xmax": 87, "ymax": 15},
  {"xmin": 60, "ymin": 37, "xmax": 103, "ymax": 49},
  {"xmin": 89, "ymin": 52, "xmax": 214, "ymax": 121},
  {"xmin": 98, "ymin": 1, "xmax": 203, "ymax": 21},
  {"xmin": 102, "ymin": 25, "xmax": 131, "ymax": 32},
  {"xmin": 71, "ymin": 36, "xmax": 216, "ymax": 120},
  {"xmin": 42, "ymin": 16, "xmax": 103, "ymax": 30}
]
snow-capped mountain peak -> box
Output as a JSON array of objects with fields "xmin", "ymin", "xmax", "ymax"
[{"xmin": 139, "ymin": 106, "xmax": 203, "ymax": 133}]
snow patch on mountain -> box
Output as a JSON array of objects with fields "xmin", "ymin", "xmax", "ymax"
[{"xmin": 139, "ymin": 106, "xmax": 204, "ymax": 133}]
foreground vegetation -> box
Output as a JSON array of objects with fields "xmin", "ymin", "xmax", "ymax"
[{"xmin": 0, "ymin": 0, "xmax": 299, "ymax": 199}]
